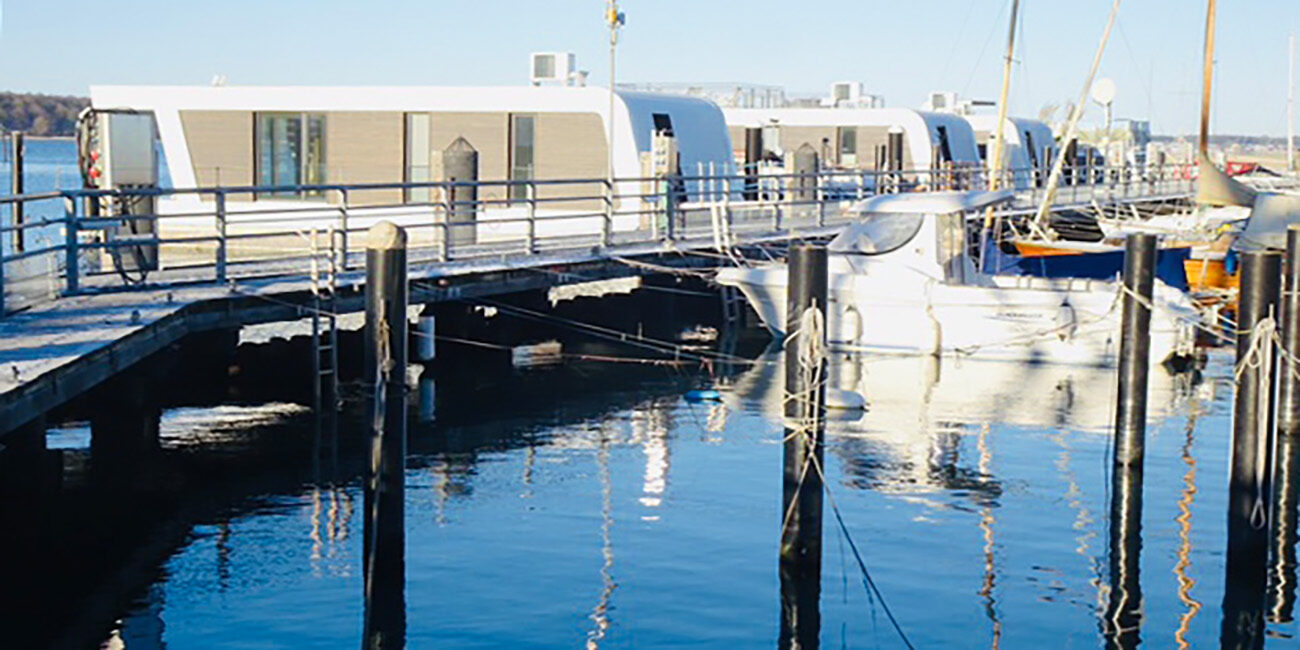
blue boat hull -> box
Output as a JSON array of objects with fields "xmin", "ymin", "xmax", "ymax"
[{"xmin": 981, "ymin": 241, "xmax": 1191, "ymax": 291}]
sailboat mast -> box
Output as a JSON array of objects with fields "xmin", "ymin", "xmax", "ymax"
[
  {"xmin": 1199, "ymin": 0, "xmax": 1217, "ymax": 157},
  {"xmin": 1031, "ymin": 0, "xmax": 1123, "ymax": 233},
  {"xmin": 983, "ymin": 0, "xmax": 1021, "ymax": 230}
]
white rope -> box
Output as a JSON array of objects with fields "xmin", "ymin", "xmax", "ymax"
[{"xmin": 1232, "ymin": 315, "xmax": 1276, "ymax": 530}]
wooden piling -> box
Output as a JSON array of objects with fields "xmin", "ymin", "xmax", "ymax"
[
  {"xmin": 781, "ymin": 244, "xmax": 827, "ymax": 565},
  {"xmin": 1114, "ymin": 233, "xmax": 1156, "ymax": 466},
  {"xmin": 1222, "ymin": 249, "xmax": 1282, "ymax": 648},
  {"xmin": 10, "ymin": 132, "xmax": 23, "ymax": 253},
  {"xmin": 363, "ymin": 221, "xmax": 408, "ymax": 650}
]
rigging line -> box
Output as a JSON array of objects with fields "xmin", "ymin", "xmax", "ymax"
[
  {"xmin": 962, "ymin": 0, "xmax": 1014, "ymax": 99},
  {"xmin": 1115, "ymin": 18, "xmax": 1154, "ymax": 126},
  {"xmin": 475, "ymin": 296, "xmax": 765, "ymax": 365},
  {"xmin": 475, "ymin": 298, "xmax": 748, "ymax": 366},
  {"xmin": 938, "ymin": 0, "xmax": 982, "ymax": 88}
]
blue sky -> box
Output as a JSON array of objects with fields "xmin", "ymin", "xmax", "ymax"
[{"xmin": 3, "ymin": 0, "xmax": 1298, "ymax": 136}]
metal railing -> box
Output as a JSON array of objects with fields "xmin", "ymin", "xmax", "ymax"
[{"xmin": 0, "ymin": 164, "xmax": 1194, "ymax": 316}]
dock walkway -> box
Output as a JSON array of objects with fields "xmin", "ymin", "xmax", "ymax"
[{"xmin": 0, "ymin": 172, "xmax": 1193, "ymax": 437}]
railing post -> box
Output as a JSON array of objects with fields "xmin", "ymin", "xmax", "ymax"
[
  {"xmin": 63, "ymin": 194, "xmax": 79, "ymax": 296},
  {"xmin": 214, "ymin": 190, "xmax": 227, "ymax": 283},
  {"xmin": 663, "ymin": 176, "xmax": 676, "ymax": 242},
  {"xmin": 816, "ymin": 172, "xmax": 826, "ymax": 228},
  {"xmin": 439, "ymin": 187, "xmax": 451, "ymax": 263},
  {"xmin": 338, "ymin": 188, "xmax": 351, "ymax": 271},
  {"xmin": 602, "ymin": 179, "xmax": 614, "ymax": 248},
  {"xmin": 526, "ymin": 181, "xmax": 537, "ymax": 254}
]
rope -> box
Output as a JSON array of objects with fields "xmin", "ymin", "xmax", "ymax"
[
  {"xmin": 779, "ymin": 301, "xmax": 915, "ymax": 649},
  {"xmin": 1232, "ymin": 315, "xmax": 1276, "ymax": 530}
]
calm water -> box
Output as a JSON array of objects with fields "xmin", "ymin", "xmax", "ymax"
[
  {"xmin": 76, "ymin": 348, "xmax": 1297, "ymax": 648},
  {"xmin": 0, "ymin": 138, "xmax": 79, "ymax": 254}
]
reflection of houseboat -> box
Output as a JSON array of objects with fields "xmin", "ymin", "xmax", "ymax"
[{"xmin": 87, "ymin": 85, "xmax": 736, "ymax": 245}]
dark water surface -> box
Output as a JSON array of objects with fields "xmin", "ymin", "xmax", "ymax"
[{"xmin": 51, "ymin": 347, "xmax": 1290, "ymax": 648}]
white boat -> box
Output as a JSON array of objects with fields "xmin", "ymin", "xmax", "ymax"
[{"xmin": 715, "ymin": 190, "xmax": 1202, "ymax": 365}]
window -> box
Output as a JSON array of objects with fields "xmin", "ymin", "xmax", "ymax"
[
  {"xmin": 405, "ymin": 113, "xmax": 432, "ymax": 203},
  {"xmin": 255, "ymin": 112, "xmax": 325, "ymax": 198},
  {"xmin": 509, "ymin": 114, "xmax": 536, "ymax": 201},
  {"xmin": 837, "ymin": 127, "xmax": 857, "ymax": 166},
  {"xmin": 652, "ymin": 113, "xmax": 674, "ymax": 136},
  {"xmin": 935, "ymin": 125, "xmax": 953, "ymax": 165}
]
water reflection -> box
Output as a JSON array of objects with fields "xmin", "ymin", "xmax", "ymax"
[{"xmin": 1270, "ymin": 431, "xmax": 1300, "ymax": 626}]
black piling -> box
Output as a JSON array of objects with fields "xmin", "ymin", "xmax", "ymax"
[
  {"xmin": 1271, "ymin": 225, "xmax": 1300, "ymax": 623},
  {"xmin": 362, "ymin": 222, "xmax": 408, "ymax": 650},
  {"xmin": 779, "ymin": 244, "xmax": 826, "ymax": 648},
  {"xmin": 1222, "ymin": 250, "xmax": 1282, "ymax": 649},
  {"xmin": 1278, "ymin": 225, "xmax": 1300, "ymax": 436},
  {"xmin": 10, "ymin": 131, "xmax": 23, "ymax": 253},
  {"xmin": 1103, "ymin": 233, "xmax": 1155, "ymax": 648},
  {"xmin": 744, "ymin": 127, "xmax": 762, "ymax": 201},
  {"xmin": 1114, "ymin": 233, "xmax": 1157, "ymax": 463}
]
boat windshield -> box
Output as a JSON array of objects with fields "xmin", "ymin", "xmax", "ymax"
[{"xmin": 827, "ymin": 212, "xmax": 925, "ymax": 256}]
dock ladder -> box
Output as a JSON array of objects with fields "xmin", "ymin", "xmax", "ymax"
[{"xmin": 309, "ymin": 228, "xmax": 341, "ymax": 439}]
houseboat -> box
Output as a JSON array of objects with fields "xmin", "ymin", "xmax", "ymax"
[{"xmin": 86, "ymin": 84, "xmax": 737, "ymax": 253}]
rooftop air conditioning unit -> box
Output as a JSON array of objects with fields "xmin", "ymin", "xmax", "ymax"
[
  {"xmin": 824, "ymin": 81, "xmax": 864, "ymax": 108},
  {"xmin": 531, "ymin": 52, "xmax": 577, "ymax": 86}
]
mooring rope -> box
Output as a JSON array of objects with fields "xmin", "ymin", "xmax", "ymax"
[
  {"xmin": 780, "ymin": 301, "xmax": 915, "ymax": 650},
  {"xmin": 1232, "ymin": 315, "xmax": 1277, "ymax": 531}
]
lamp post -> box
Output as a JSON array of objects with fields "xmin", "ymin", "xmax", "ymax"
[{"xmin": 606, "ymin": 1, "xmax": 626, "ymax": 189}]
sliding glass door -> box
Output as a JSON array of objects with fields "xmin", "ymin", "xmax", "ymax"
[{"xmin": 256, "ymin": 112, "xmax": 325, "ymax": 198}]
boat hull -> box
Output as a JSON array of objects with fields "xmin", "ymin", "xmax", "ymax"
[{"xmin": 718, "ymin": 266, "xmax": 1197, "ymax": 366}]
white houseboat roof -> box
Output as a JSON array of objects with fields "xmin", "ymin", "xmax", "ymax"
[
  {"xmin": 721, "ymin": 107, "xmax": 982, "ymax": 166},
  {"xmin": 90, "ymin": 85, "xmax": 735, "ymax": 190}
]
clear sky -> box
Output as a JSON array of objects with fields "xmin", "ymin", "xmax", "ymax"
[{"xmin": 3, "ymin": 0, "xmax": 1298, "ymax": 136}]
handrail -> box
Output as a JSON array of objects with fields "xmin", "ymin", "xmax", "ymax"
[{"xmin": 0, "ymin": 164, "xmax": 1195, "ymax": 317}]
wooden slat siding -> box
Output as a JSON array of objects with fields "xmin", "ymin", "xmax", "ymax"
[
  {"xmin": 728, "ymin": 126, "xmax": 747, "ymax": 160},
  {"xmin": 431, "ymin": 112, "xmax": 509, "ymax": 204},
  {"xmin": 180, "ymin": 111, "xmax": 253, "ymax": 197},
  {"xmin": 535, "ymin": 112, "xmax": 607, "ymax": 211},
  {"xmin": 779, "ymin": 126, "xmax": 836, "ymax": 162},
  {"xmin": 326, "ymin": 112, "xmax": 404, "ymax": 206}
]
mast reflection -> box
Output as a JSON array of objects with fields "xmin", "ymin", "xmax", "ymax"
[{"xmin": 1269, "ymin": 430, "xmax": 1300, "ymax": 624}]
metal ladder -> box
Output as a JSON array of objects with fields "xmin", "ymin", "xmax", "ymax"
[
  {"xmin": 310, "ymin": 228, "xmax": 341, "ymax": 439},
  {"xmin": 720, "ymin": 285, "xmax": 745, "ymax": 329}
]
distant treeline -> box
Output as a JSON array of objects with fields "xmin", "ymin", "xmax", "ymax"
[
  {"xmin": 0, "ymin": 92, "xmax": 89, "ymax": 137},
  {"xmin": 1151, "ymin": 134, "xmax": 1292, "ymax": 147}
]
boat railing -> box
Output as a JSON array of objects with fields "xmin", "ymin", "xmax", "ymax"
[{"xmin": 0, "ymin": 164, "xmax": 1194, "ymax": 317}]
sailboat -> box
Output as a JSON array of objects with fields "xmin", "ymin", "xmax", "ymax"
[{"xmin": 998, "ymin": 0, "xmax": 1257, "ymax": 299}]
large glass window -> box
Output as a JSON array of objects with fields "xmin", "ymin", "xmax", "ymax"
[
  {"xmin": 405, "ymin": 113, "xmax": 432, "ymax": 203},
  {"xmin": 256, "ymin": 112, "xmax": 325, "ymax": 198},
  {"xmin": 509, "ymin": 114, "xmax": 536, "ymax": 201}
]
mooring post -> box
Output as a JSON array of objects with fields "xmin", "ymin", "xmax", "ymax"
[
  {"xmin": 1103, "ymin": 233, "xmax": 1155, "ymax": 647},
  {"xmin": 362, "ymin": 222, "xmax": 408, "ymax": 650},
  {"xmin": 744, "ymin": 127, "xmax": 762, "ymax": 201},
  {"xmin": 1222, "ymin": 249, "xmax": 1282, "ymax": 648},
  {"xmin": 781, "ymin": 243, "xmax": 827, "ymax": 565},
  {"xmin": 779, "ymin": 243, "xmax": 827, "ymax": 649},
  {"xmin": 1271, "ymin": 225, "xmax": 1300, "ymax": 623},
  {"xmin": 1115, "ymin": 233, "xmax": 1157, "ymax": 463},
  {"xmin": 10, "ymin": 132, "xmax": 23, "ymax": 253}
]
